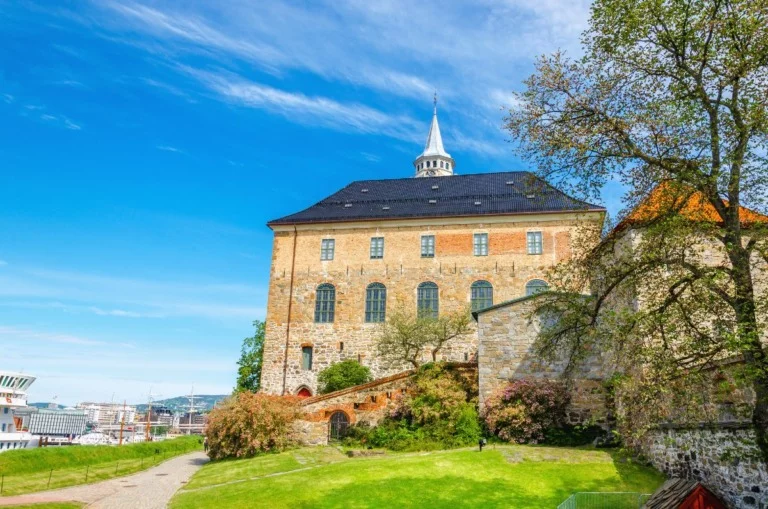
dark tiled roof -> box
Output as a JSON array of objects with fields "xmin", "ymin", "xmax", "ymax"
[
  {"xmin": 268, "ymin": 171, "xmax": 604, "ymax": 226},
  {"xmin": 644, "ymin": 479, "xmax": 703, "ymax": 509}
]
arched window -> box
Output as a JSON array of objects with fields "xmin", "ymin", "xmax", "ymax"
[
  {"xmin": 417, "ymin": 282, "xmax": 439, "ymax": 319},
  {"xmin": 471, "ymin": 280, "xmax": 493, "ymax": 311},
  {"xmin": 315, "ymin": 284, "xmax": 336, "ymax": 322},
  {"xmin": 525, "ymin": 279, "xmax": 550, "ymax": 296},
  {"xmin": 365, "ymin": 283, "xmax": 387, "ymax": 323},
  {"xmin": 446, "ymin": 163, "xmax": 450, "ymax": 170},
  {"xmin": 297, "ymin": 386, "xmax": 312, "ymax": 398}
]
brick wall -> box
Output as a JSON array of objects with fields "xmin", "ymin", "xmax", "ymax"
[{"xmin": 262, "ymin": 214, "xmax": 602, "ymax": 396}]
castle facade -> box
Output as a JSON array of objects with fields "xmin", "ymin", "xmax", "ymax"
[{"xmin": 260, "ymin": 105, "xmax": 605, "ymax": 396}]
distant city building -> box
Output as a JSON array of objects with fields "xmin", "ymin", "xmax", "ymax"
[
  {"xmin": 144, "ymin": 406, "xmax": 174, "ymax": 427},
  {"xmin": 76, "ymin": 402, "xmax": 136, "ymax": 427}
]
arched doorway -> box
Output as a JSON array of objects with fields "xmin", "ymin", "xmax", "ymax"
[
  {"xmin": 328, "ymin": 411, "xmax": 350, "ymax": 441},
  {"xmin": 297, "ymin": 387, "xmax": 312, "ymax": 398}
]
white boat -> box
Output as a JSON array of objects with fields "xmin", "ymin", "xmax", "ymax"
[{"xmin": 0, "ymin": 371, "xmax": 37, "ymax": 452}]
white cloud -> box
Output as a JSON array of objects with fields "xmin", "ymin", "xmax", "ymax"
[
  {"xmin": 156, "ymin": 144, "xmax": 183, "ymax": 153},
  {"xmin": 83, "ymin": 0, "xmax": 593, "ymax": 158},
  {"xmin": 189, "ymin": 69, "xmax": 423, "ymax": 143},
  {"xmin": 1, "ymin": 94, "xmax": 13, "ymax": 104},
  {"xmin": 0, "ymin": 266, "xmax": 266, "ymax": 321},
  {"xmin": 37, "ymin": 111, "xmax": 82, "ymax": 130},
  {"xmin": 0, "ymin": 326, "xmax": 113, "ymax": 347}
]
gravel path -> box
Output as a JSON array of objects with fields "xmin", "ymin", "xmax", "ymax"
[{"xmin": 0, "ymin": 451, "xmax": 208, "ymax": 509}]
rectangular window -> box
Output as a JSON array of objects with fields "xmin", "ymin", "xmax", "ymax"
[
  {"xmin": 473, "ymin": 233, "xmax": 488, "ymax": 256},
  {"xmin": 421, "ymin": 235, "xmax": 435, "ymax": 258},
  {"xmin": 370, "ymin": 237, "xmax": 384, "ymax": 259},
  {"xmin": 320, "ymin": 239, "xmax": 335, "ymax": 260},
  {"xmin": 527, "ymin": 232, "xmax": 543, "ymax": 255},
  {"xmin": 302, "ymin": 346, "xmax": 313, "ymax": 370}
]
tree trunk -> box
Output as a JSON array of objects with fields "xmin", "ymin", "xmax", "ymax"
[{"xmin": 728, "ymin": 246, "xmax": 768, "ymax": 464}]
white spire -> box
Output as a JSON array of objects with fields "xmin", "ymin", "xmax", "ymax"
[{"xmin": 413, "ymin": 93, "xmax": 455, "ymax": 177}]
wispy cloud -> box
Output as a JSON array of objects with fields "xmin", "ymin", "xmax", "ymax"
[
  {"xmin": 189, "ymin": 69, "xmax": 423, "ymax": 142},
  {"xmin": 1, "ymin": 94, "xmax": 13, "ymax": 104},
  {"xmin": 0, "ymin": 259, "xmax": 7, "ymax": 266},
  {"xmin": 0, "ymin": 265, "xmax": 266, "ymax": 321},
  {"xmin": 0, "ymin": 326, "xmax": 115, "ymax": 347},
  {"xmin": 156, "ymin": 144, "xmax": 184, "ymax": 153},
  {"xmin": 52, "ymin": 79, "xmax": 86, "ymax": 88},
  {"xmin": 140, "ymin": 77, "xmax": 197, "ymax": 102},
  {"xmin": 39, "ymin": 113, "xmax": 82, "ymax": 130}
]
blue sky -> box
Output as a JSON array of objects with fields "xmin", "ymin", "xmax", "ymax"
[{"xmin": 0, "ymin": 0, "xmax": 621, "ymax": 406}]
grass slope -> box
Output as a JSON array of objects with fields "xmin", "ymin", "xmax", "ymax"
[
  {"xmin": 0, "ymin": 436, "xmax": 202, "ymax": 496},
  {"xmin": 170, "ymin": 446, "xmax": 664, "ymax": 509}
]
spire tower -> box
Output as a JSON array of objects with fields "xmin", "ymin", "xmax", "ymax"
[{"xmin": 414, "ymin": 93, "xmax": 455, "ymax": 177}]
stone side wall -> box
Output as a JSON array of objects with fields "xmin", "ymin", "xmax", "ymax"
[
  {"xmin": 262, "ymin": 214, "xmax": 601, "ymax": 396},
  {"xmin": 641, "ymin": 425, "xmax": 767, "ymax": 508},
  {"xmin": 476, "ymin": 293, "xmax": 610, "ymax": 425}
]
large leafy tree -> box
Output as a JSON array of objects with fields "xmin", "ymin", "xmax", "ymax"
[
  {"xmin": 376, "ymin": 306, "xmax": 473, "ymax": 368},
  {"xmin": 235, "ymin": 320, "xmax": 266, "ymax": 393},
  {"xmin": 506, "ymin": 0, "xmax": 768, "ymax": 461}
]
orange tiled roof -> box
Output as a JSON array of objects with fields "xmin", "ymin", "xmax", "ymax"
[{"xmin": 614, "ymin": 181, "xmax": 768, "ymax": 233}]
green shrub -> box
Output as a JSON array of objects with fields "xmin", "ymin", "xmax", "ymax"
[
  {"xmin": 205, "ymin": 392, "xmax": 299, "ymax": 460},
  {"xmin": 482, "ymin": 379, "xmax": 569, "ymax": 444},
  {"xmin": 317, "ymin": 360, "xmax": 372, "ymax": 394},
  {"xmin": 344, "ymin": 363, "xmax": 481, "ymax": 451}
]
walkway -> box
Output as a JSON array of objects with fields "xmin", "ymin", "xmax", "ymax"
[{"xmin": 0, "ymin": 451, "xmax": 208, "ymax": 509}]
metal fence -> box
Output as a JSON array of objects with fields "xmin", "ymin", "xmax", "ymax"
[{"xmin": 557, "ymin": 492, "xmax": 652, "ymax": 509}]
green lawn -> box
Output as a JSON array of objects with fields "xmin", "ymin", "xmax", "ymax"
[
  {"xmin": 0, "ymin": 436, "xmax": 202, "ymax": 496},
  {"xmin": 170, "ymin": 445, "xmax": 665, "ymax": 509}
]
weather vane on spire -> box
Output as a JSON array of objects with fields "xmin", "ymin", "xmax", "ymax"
[{"xmin": 433, "ymin": 90, "xmax": 438, "ymax": 114}]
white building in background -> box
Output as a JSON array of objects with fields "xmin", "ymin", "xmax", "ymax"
[
  {"xmin": 0, "ymin": 371, "xmax": 37, "ymax": 452},
  {"xmin": 15, "ymin": 407, "xmax": 88, "ymax": 445},
  {"xmin": 76, "ymin": 402, "xmax": 136, "ymax": 427}
]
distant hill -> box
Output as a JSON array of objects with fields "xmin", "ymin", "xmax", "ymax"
[
  {"xmin": 135, "ymin": 394, "xmax": 227, "ymax": 414},
  {"xmin": 29, "ymin": 402, "xmax": 66, "ymax": 409}
]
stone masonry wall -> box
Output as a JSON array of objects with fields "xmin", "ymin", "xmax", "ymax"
[
  {"xmin": 262, "ymin": 214, "xmax": 602, "ymax": 396},
  {"xmin": 642, "ymin": 425, "xmax": 767, "ymax": 508},
  {"xmin": 476, "ymin": 293, "xmax": 610, "ymax": 426}
]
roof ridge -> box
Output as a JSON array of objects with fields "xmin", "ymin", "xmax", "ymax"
[{"xmin": 341, "ymin": 170, "xmax": 533, "ymax": 186}]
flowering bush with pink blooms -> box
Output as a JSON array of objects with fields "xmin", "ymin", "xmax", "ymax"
[
  {"xmin": 205, "ymin": 392, "xmax": 300, "ymax": 460},
  {"xmin": 482, "ymin": 379, "xmax": 569, "ymax": 444}
]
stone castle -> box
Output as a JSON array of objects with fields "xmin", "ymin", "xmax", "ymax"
[{"xmin": 259, "ymin": 103, "xmax": 605, "ymax": 399}]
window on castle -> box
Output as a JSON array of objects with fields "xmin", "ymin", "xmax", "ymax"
[
  {"xmin": 527, "ymin": 231, "xmax": 543, "ymax": 254},
  {"xmin": 365, "ymin": 283, "xmax": 386, "ymax": 323},
  {"xmin": 440, "ymin": 161, "xmax": 444, "ymax": 168},
  {"xmin": 447, "ymin": 163, "xmax": 450, "ymax": 170},
  {"xmin": 302, "ymin": 346, "xmax": 313, "ymax": 370},
  {"xmin": 473, "ymin": 233, "xmax": 488, "ymax": 256},
  {"xmin": 471, "ymin": 280, "xmax": 493, "ymax": 311},
  {"xmin": 320, "ymin": 239, "xmax": 335, "ymax": 260},
  {"xmin": 421, "ymin": 235, "xmax": 435, "ymax": 257},
  {"xmin": 370, "ymin": 237, "xmax": 384, "ymax": 259},
  {"xmin": 526, "ymin": 279, "xmax": 550, "ymax": 296},
  {"xmin": 314, "ymin": 284, "xmax": 336, "ymax": 323},
  {"xmin": 417, "ymin": 282, "xmax": 439, "ymax": 319}
]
